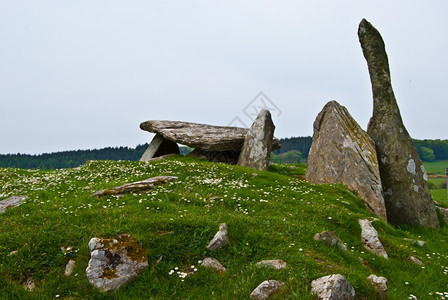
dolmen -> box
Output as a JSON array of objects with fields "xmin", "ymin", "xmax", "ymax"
[{"xmin": 140, "ymin": 111, "xmax": 280, "ymax": 168}]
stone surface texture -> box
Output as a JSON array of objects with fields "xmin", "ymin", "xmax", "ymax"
[
  {"xmin": 314, "ymin": 231, "xmax": 347, "ymax": 252},
  {"xmin": 306, "ymin": 101, "xmax": 386, "ymax": 220},
  {"xmin": 409, "ymin": 256, "xmax": 424, "ymax": 266},
  {"xmin": 0, "ymin": 195, "xmax": 26, "ymax": 213},
  {"xmin": 207, "ymin": 223, "xmax": 230, "ymax": 251},
  {"xmin": 367, "ymin": 274, "xmax": 388, "ymax": 299},
  {"xmin": 256, "ymin": 259, "xmax": 287, "ymax": 269},
  {"xmin": 140, "ymin": 134, "xmax": 179, "ymax": 162},
  {"xmin": 86, "ymin": 234, "xmax": 148, "ymax": 292},
  {"xmin": 65, "ymin": 259, "xmax": 76, "ymax": 276},
  {"xmin": 92, "ymin": 176, "xmax": 177, "ymax": 197},
  {"xmin": 201, "ymin": 257, "xmax": 227, "ymax": 273},
  {"xmin": 311, "ymin": 274, "xmax": 355, "ymax": 300},
  {"xmin": 140, "ymin": 120, "xmax": 280, "ymax": 152},
  {"xmin": 358, "ymin": 18, "xmax": 439, "ymax": 228},
  {"xmin": 250, "ymin": 280, "xmax": 285, "ymax": 300},
  {"xmin": 237, "ymin": 109, "xmax": 275, "ymax": 171},
  {"xmin": 359, "ymin": 219, "xmax": 388, "ymax": 258}
]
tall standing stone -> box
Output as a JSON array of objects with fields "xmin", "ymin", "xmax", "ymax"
[
  {"xmin": 358, "ymin": 19, "xmax": 439, "ymax": 228},
  {"xmin": 140, "ymin": 134, "xmax": 179, "ymax": 162},
  {"xmin": 237, "ymin": 109, "xmax": 275, "ymax": 171},
  {"xmin": 306, "ymin": 101, "xmax": 387, "ymax": 220}
]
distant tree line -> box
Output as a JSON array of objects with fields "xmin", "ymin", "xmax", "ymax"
[{"xmin": 1, "ymin": 137, "xmax": 446, "ymax": 169}]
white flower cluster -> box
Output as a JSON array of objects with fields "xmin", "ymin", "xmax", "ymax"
[{"xmin": 168, "ymin": 264, "xmax": 199, "ymax": 281}]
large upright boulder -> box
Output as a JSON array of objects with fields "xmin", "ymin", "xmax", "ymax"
[
  {"xmin": 358, "ymin": 19, "xmax": 439, "ymax": 228},
  {"xmin": 306, "ymin": 101, "xmax": 387, "ymax": 220},
  {"xmin": 237, "ymin": 109, "xmax": 275, "ymax": 171}
]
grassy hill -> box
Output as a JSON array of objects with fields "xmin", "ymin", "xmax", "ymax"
[{"xmin": 1, "ymin": 156, "xmax": 448, "ymax": 299}]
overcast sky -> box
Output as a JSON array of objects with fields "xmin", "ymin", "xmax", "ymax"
[{"xmin": 1, "ymin": 1, "xmax": 447, "ymax": 155}]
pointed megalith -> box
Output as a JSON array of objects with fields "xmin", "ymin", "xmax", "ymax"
[
  {"xmin": 358, "ymin": 19, "xmax": 439, "ymax": 228},
  {"xmin": 237, "ymin": 109, "xmax": 275, "ymax": 171},
  {"xmin": 306, "ymin": 101, "xmax": 387, "ymax": 220}
]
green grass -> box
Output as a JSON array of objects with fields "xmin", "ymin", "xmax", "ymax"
[
  {"xmin": 423, "ymin": 160, "xmax": 448, "ymax": 175},
  {"xmin": 1, "ymin": 156, "xmax": 448, "ymax": 299}
]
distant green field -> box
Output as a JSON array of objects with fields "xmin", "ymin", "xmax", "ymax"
[
  {"xmin": 422, "ymin": 160, "xmax": 448, "ymax": 175},
  {"xmin": 431, "ymin": 188, "xmax": 447, "ymax": 204}
]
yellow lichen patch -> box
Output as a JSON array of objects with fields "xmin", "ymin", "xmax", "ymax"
[
  {"xmin": 101, "ymin": 268, "xmax": 119, "ymax": 279},
  {"xmin": 102, "ymin": 234, "xmax": 147, "ymax": 263}
]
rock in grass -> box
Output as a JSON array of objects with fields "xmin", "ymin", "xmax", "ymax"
[
  {"xmin": 359, "ymin": 219, "xmax": 388, "ymax": 259},
  {"xmin": 207, "ymin": 223, "xmax": 230, "ymax": 251},
  {"xmin": 23, "ymin": 277, "xmax": 35, "ymax": 292},
  {"xmin": 358, "ymin": 18, "xmax": 439, "ymax": 228},
  {"xmin": 306, "ymin": 101, "xmax": 386, "ymax": 220},
  {"xmin": 367, "ymin": 274, "xmax": 388, "ymax": 299},
  {"xmin": 201, "ymin": 257, "xmax": 227, "ymax": 273},
  {"xmin": 409, "ymin": 256, "xmax": 424, "ymax": 266},
  {"xmin": 314, "ymin": 231, "xmax": 347, "ymax": 252},
  {"xmin": 140, "ymin": 133, "xmax": 179, "ymax": 162},
  {"xmin": 65, "ymin": 259, "xmax": 76, "ymax": 276},
  {"xmin": 237, "ymin": 109, "xmax": 275, "ymax": 171},
  {"xmin": 250, "ymin": 280, "xmax": 285, "ymax": 300},
  {"xmin": 0, "ymin": 195, "xmax": 26, "ymax": 213},
  {"xmin": 311, "ymin": 274, "xmax": 355, "ymax": 300},
  {"xmin": 92, "ymin": 176, "xmax": 177, "ymax": 197},
  {"xmin": 256, "ymin": 259, "xmax": 287, "ymax": 269},
  {"xmin": 86, "ymin": 234, "xmax": 148, "ymax": 292}
]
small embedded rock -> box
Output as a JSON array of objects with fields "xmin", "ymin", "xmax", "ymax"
[
  {"xmin": 367, "ymin": 274, "xmax": 388, "ymax": 299},
  {"xmin": 256, "ymin": 259, "xmax": 287, "ymax": 269},
  {"xmin": 23, "ymin": 277, "xmax": 35, "ymax": 292},
  {"xmin": 207, "ymin": 223, "xmax": 230, "ymax": 251},
  {"xmin": 92, "ymin": 176, "xmax": 177, "ymax": 197},
  {"xmin": 409, "ymin": 256, "xmax": 424, "ymax": 266},
  {"xmin": 314, "ymin": 231, "xmax": 347, "ymax": 252},
  {"xmin": 311, "ymin": 274, "xmax": 355, "ymax": 300},
  {"xmin": 65, "ymin": 259, "xmax": 76, "ymax": 276},
  {"xmin": 0, "ymin": 195, "xmax": 26, "ymax": 213},
  {"xmin": 250, "ymin": 280, "xmax": 285, "ymax": 300},
  {"xmin": 86, "ymin": 234, "xmax": 148, "ymax": 292},
  {"xmin": 201, "ymin": 257, "xmax": 226, "ymax": 273},
  {"xmin": 359, "ymin": 219, "xmax": 388, "ymax": 258}
]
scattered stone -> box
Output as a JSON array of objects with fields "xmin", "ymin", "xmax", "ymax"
[
  {"xmin": 256, "ymin": 259, "xmax": 287, "ymax": 269},
  {"xmin": 358, "ymin": 18, "xmax": 439, "ymax": 228},
  {"xmin": 86, "ymin": 234, "xmax": 148, "ymax": 292},
  {"xmin": 92, "ymin": 176, "xmax": 177, "ymax": 197},
  {"xmin": 140, "ymin": 120, "xmax": 280, "ymax": 164},
  {"xmin": 409, "ymin": 256, "xmax": 424, "ymax": 266},
  {"xmin": 403, "ymin": 238, "xmax": 425, "ymax": 247},
  {"xmin": 436, "ymin": 205, "xmax": 448, "ymax": 225},
  {"xmin": 207, "ymin": 223, "xmax": 230, "ymax": 251},
  {"xmin": 311, "ymin": 274, "xmax": 355, "ymax": 300},
  {"xmin": 314, "ymin": 231, "xmax": 347, "ymax": 252},
  {"xmin": 8, "ymin": 250, "xmax": 18, "ymax": 256},
  {"xmin": 306, "ymin": 100, "xmax": 386, "ymax": 220},
  {"xmin": 359, "ymin": 219, "xmax": 388, "ymax": 258},
  {"xmin": 23, "ymin": 277, "xmax": 35, "ymax": 292},
  {"xmin": 237, "ymin": 109, "xmax": 275, "ymax": 171},
  {"xmin": 140, "ymin": 134, "xmax": 180, "ymax": 162},
  {"xmin": 0, "ymin": 195, "xmax": 26, "ymax": 213},
  {"xmin": 250, "ymin": 280, "xmax": 285, "ymax": 300},
  {"xmin": 65, "ymin": 259, "xmax": 76, "ymax": 276},
  {"xmin": 201, "ymin": 257, "xmax": 227, "ymax": 273},
  {"xmin": 367, "ymin": 274, "xmax": 388, "ymax": 299}
]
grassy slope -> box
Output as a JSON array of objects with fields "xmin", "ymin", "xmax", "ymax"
[{"xmin": 0, "ymin": 156, "xmax": 447, "ymax": 299}]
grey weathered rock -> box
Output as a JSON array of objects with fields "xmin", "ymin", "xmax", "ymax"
[
  {"xmin": 306, "ymin": 101, "xmax": 386, "ymax": 220},
  {"xmin": 367, "ymin": 274, "xmax": 388, "ymax": 299},
  {"xmin": 0, "ymin": 195, "xmax": 26, "ymax": 213},
  {"xmin": 140, "ymin": 120, "xmax": 280, "ymax": 152},
  {"xmin": 314, "ymin": 231, "xmax": 347, "ymax": 252},
  {"xmin": 65, "ymin": 259, "xmax": 76, "ymax": 276},
  {"xmin": 403, "ymin": 238, "xmax": 425, "ymax": 247},
  {"xmin": 409, "ymin": 256, "xmax": 424, "ymax": 266},
  {"xmin": 437, "ymin": 205, "xmax": 448, "ymax": 225},
  {"xmin": 92, "ymin": 176, "xmax": 177, "ymax": 197},
  {"xmin": 311, "ymin": 274, "xmax": 355, "ymax": 300},
  {"xmin": 358, "ymin": 18, "xmax": 439, "ymax": 228},
  {"xmin": 256, "ymin": 259, "xmax": 287, "ymax": 269},
  {"xmin": 201, "ymin": 257, "xmax": 227, "ymax": 273},
  {"xmin": 140, "ymin": 134, "xmax": 179, "ymax": 162},
  {"xmin": 86, "ymin": 234, "xmax": 148, "ymax": 292},
  {"xmin": 237, "ymin": 109, "xmax": 275, "ymax": 171},
  {"xmin": 207, "ymin": 223, "xmax": 230, "ymax": 251},
  {"xmin": 359, "ymin": 219, "xmax": 388, "ymax": 258},
  {"xmin": 250, "ymin": 280, "xmax": 285, "ymax": 300},
  {"xmin": 23, "ymin": 277, "xmax": 35, "ymax": 292}
]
